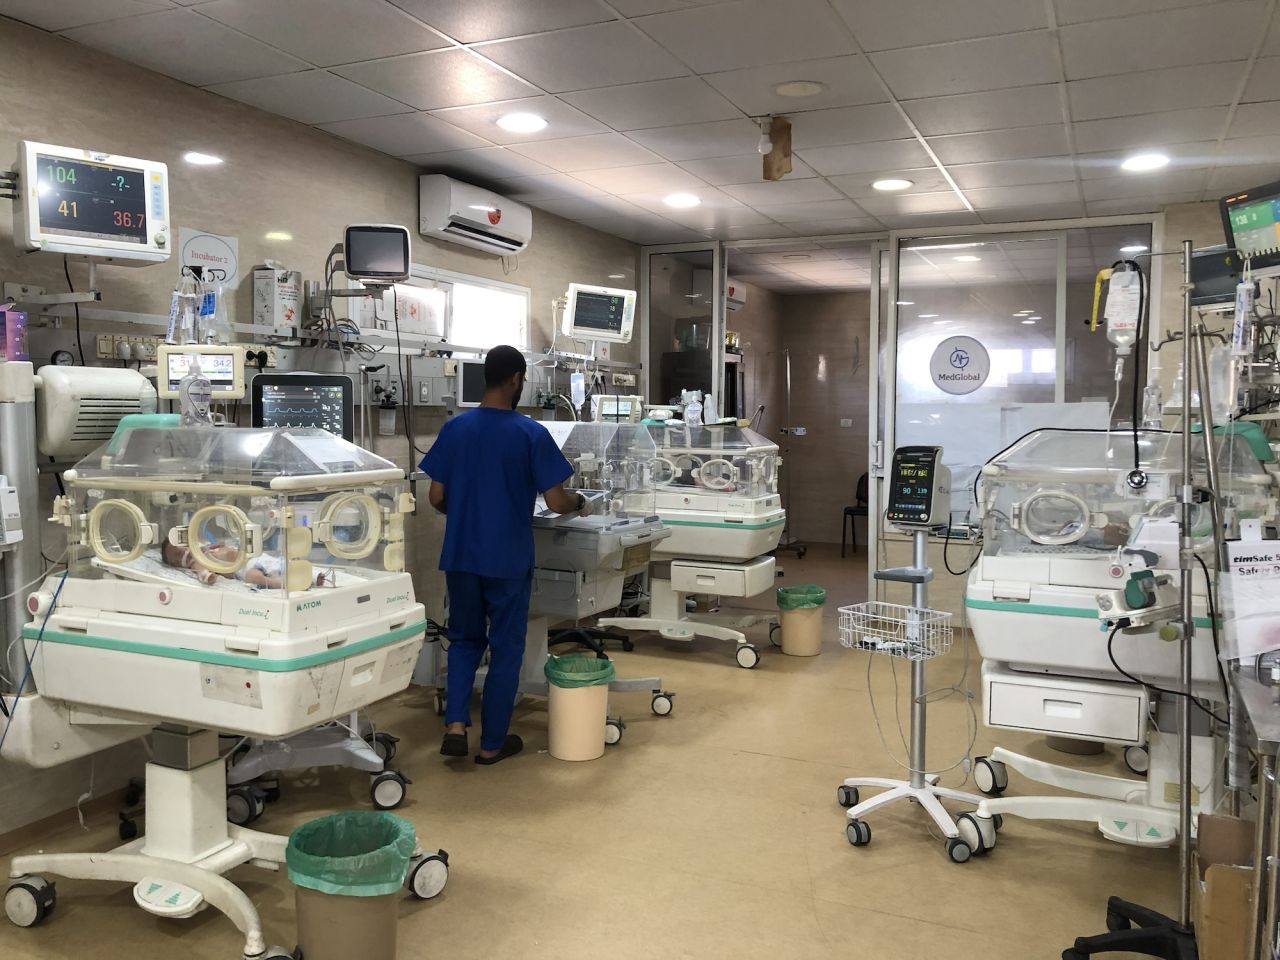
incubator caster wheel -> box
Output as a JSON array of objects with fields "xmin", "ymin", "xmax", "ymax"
[
  {"xmin": 259, "ymin": 779, "xmax": 282, "ymax": 804},
  {"xmin": 5, "ymin": 876, "xmax": 55, "ymax": 928},
  {"xmin": 836, "ymin": 785, "xmax": 860, "ymax": 808},
  {"xmin": 432, "ymin": 691, "xmax": 446, "ymax": 716},
  {"xmin": 992, "ymin": 813, "xmax": 1004, "ymax": 831},
  {"xmin": 621, "ymin": 638, "xmax": 635, "ymax": 652},
  {"xmin": 651, "ymin": 693, "xmax": 674, "ymax": 716},
  {"xmin": 604, "ymin": 718, "xmax": 625, "ymax": 745},
  {"xmin": 227, "ymin": 786, "xmax": 264, "ymax": 826},
  {"xmin": 769, "ymin": 623, "xmax": 782, "ymax": 647},
  {"xmin": 735, "ymin": 644, "xmax": 760, "ymax": 669},
  {"xmin": 406, "ymin": 851, "xmax": 449, "ymax": 900},
  {"xmin": 367, "ymin": 731, "xmax": 399, "ymax": 763},
  {"xmin": 973, "ymin": 756, "xmax": 1008, "ymax": 796},
  {"xmin": 955, "ymin": 812, "xmax": 996, "ymax": 855},
  {"xmin": 798, "ymin": 547, "xmax": 808, "ymax": 560},
  {"xmin": 118, "ymin": 814, "xmax": 139, "ymax": 842},
  {"xmin": 1124, "ymin": 745, "xmax": 1150, "ymax": 776},
  {"xmin": 945, "ymin": 837, "xmax": 972, "ymax": 864},
  {"xmin": 846, "ymin": 819, "xmax": 871, "ymax": 847},
  {"xmin": 123, "ymin": 777, "xmax": 144, "ymax": 807},
  {"xmin": 371, "ymin": 771, "xmax": 410, "ymax": 810}
]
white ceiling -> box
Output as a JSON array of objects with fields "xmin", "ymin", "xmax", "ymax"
[{"xmin": 7, "ymin": 0, "xmax": 1279, "ymax": 292}]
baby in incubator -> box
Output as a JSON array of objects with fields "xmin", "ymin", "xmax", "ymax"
[{"xmin": 161, "ymin": 540, "xmax": 311, "ymax": 589}]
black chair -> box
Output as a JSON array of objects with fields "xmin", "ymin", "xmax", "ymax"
[{"xmin": 841, "ymin": 473, "xmax": 869, "ymax": 558}]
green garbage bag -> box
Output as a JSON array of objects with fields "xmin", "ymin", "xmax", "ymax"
[
  {"xmin": 777, "ymin": 584, "xmax": 827, "ymax": 610},
  {"xmin": 544, "ymin": 653, "xmax": 616, "ymax": 688},
  {"xmin": 286, "ymin": 811, "xmax": 416, "ymax": 897}
]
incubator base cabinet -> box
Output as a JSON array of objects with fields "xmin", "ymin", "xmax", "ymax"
[
  {"xmin": 599, "ymin": 423, "xmax": 785, "ymax": 668},
  {"xmin": 4, "ymin": 423, "xmax": 446, "ymax": 955},
  {"xmin": 961, "ymin": 428, "xmax": 1270, "ymax": 852}
]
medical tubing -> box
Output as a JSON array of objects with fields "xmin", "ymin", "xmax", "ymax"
[
  {"xmin": 0, "ymin": 569, "xmax": 69, "ymax": 757},
  {"xmin": 1105, "ymin": 623, "xmax": 1226, "ymax": 725}
]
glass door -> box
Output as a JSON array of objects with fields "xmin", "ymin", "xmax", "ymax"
[{"xmin": 641, "ymin": 243, "xmax": 724, "ymax": 417}]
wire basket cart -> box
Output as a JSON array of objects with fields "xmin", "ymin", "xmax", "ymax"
[{"xmin": 838, "ymin": 601, "xmax": 953, "ymax": 661}]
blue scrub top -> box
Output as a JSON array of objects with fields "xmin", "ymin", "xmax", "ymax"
[{"xmin": 421, "ymin": 408, "xmax": 573, "ymax": 579}]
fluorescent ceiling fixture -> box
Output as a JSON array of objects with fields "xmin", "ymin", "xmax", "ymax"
[
  {"xmin": 952, "ymin": 255, "xmax": 982, "ymax": 262},
  {"xmin": 896, "ymin": 300, "xmax": 914, "ymax": 305},
  {"xmin": 1028, "ymin": 315, "xmax": 1042, "ymax": 320},
  {"xmin": 1120, "ymin": 244, "xmax": 1149, "ymax": 253},
  {"xmin": 607, "ymin": 273, "xmax": 625, "ymax": 279},
  {"xmin": 264, "ymin": 231, "xmax": 292, "ymax": 241},
  {"xmin": 872, "ymin": 178, "xmax": 913, "ymax": 192},
  {"xmin": 495, "ymin": 112, "xmax": 547, "ymax": 133},
  {"xmin": 183, "ymin": 151, "xmax": 223, "ymax": 166},
  {"xmin": 664, "ymin": 192, "xmax": 701, "ymax": 209},
  {"xmin": 683, "ymin": 293, "xmax": 702, "ymax": 298},
  {"xmin": 1121, "ymin": 152, "xmax": 1170, "ymax": 172},
  {"xmin": 774, "ymin": 80, "xmax": 826, "ymax": 98},
  {"xmin": 1021, "ymin": 319, "xmax": 1037, "ymax": 324},
  {"xmin": 918, "ymin": 313, "xmax": 940, "ymax": 318}
]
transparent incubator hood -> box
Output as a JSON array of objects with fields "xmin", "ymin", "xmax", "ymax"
[
  {"xmin": 547, "ymin": 420, "xmax": 659, "ymax": 517},
  {"xmin": 647, "ymin": 422, "xmax": 780, "ymax": 500},
  {"xmin": 979, "ymin": 428, "xmax": 1275, "ymax": 556}
]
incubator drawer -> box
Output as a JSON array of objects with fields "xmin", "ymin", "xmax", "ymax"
[
  {"xmin": 984, "ymin": 666, "xmax": 1148, "ymax": 745},
  {"xmin": 670, "ymin": 556, "xmax": 775, "ymax": 598}
]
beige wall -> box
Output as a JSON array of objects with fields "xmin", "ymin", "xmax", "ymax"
[
  {"xmin": 776, "ymin": 292, "xmax": 872, "ymax": 546},
  {"xmin": 0, "ymin": 20, "xmax": 637, "ymax": 835},
  {"xmin": 726, "ymin": 279, "xmax": 785, "ymax": 438}
]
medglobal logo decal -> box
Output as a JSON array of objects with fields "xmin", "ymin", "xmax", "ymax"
[{"xmin": 929, "ymin": 335, "xmax": 990, "ymax": 396}]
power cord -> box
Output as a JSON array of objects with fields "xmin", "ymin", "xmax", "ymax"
[
  {"xmin": 1105, "ymin": 623, "xmax": 1226, "ymax": 725},
  {"xmin": 63, "ymin": 255, "xmax": 84, "ymax": 365}
]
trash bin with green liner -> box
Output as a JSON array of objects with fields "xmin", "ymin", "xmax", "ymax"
[
  {"xmin": 777, "ymin": 584, "xmax": 827, "ymax": 657},
  {"xmin": 544, "ymin": 654, "xmax": 616, "ymax": 761},
  {"xmin": 287, "ymin": 811, "xmax": 448, "ymax": 960}
]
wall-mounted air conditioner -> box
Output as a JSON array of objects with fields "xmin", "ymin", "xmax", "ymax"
[
  {"xmin": 725, "ymin": 277, "xmax": 748, "ymax": 312},
  {"xmin": 418, "ymin": 174, "xmax": 532, "ymax": 255}
]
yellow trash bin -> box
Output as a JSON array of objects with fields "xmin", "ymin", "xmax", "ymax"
[
  {"xmin": 777, "ymin": 584, "xmax": 827, "ymax": 657},
  {"xmin": 545, "ymin": 654, "xmax": 615, "ymax": 762}
]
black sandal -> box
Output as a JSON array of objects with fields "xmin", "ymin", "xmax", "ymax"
[
  {"xmin": 440, "ymin": 732, "xmax": 468, "ymax": 758},
  {"xmin": 474, "ymin": 734, "xmax": 524, "ymax": 765}
]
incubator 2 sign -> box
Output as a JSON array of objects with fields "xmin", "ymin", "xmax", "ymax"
[{"xmin": 929, "ymin": 336, "xmax": 989, "ymax": 396}]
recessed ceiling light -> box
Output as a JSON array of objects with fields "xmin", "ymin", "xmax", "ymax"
[
  {"xmin": 664, "ymin": 192, "xmax": 701, "ymax": 209},
  {"xmin": 1120, "ymin": 244, "xmax": 1149, "ymax": 253},
  {"xmin": 872, "ymin": 178, "xmax": 913, "ymax": 192},
  {"xmin": 264, "ymin": 231, "xmax": 292, "ymax": 241},
  {"xmin": 183, "ymin": 151, "xmax": 223, "ymax": 166},
  {"xmin": 683, "ymin": 293, "xmax": 702, "ymax": 299},
  {"xmin": 496, "ymin": 112, "xmax": 547, "ymax": 134},
  {"xmin": 1121, "ymin": 152, "xmax": 1170, "ymax": 172},
  {"xmin": 1028, "ymin": 315, "xmax": 1042, "ymax": 320},
  {"xmin": 1021, "ymin": 319, "xmax": 1037, "ymax": 324},
  {"xmin": 919, "ymin": 313, "xmax": 940, "ymax": 318},
  {"xmin": 953, "ymin": 255, "xmax": 982, "ymax": 262},
  {"xmin": 896, "ymin": 301, "xmax": 915, "ymax": 305},
  {"xmin": 607, "ymin": 273, "xmax": 625, "ymax": 280},
  {"xmin": 774, "ymin": 80, "xmax": 826, "ymax": 98}
]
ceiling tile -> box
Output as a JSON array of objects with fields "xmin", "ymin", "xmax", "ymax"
[
  {"xmin": 60, "ymin": 9, "xmax": 310, "ymax": 86},
  {"xmin": 1056, "ymin": 0, "xmax": 1232, "ymax": 26},
  {"xmin": 716, "ymin": 223, "xmax": 799, "ymax": 239},
  {"xmin": 879, "ymin": 211, "xmax": 980, "ymax": 229},
  {"xmin": 429, "ymin": 96, "xmax": 608, "ymax": 143},
  {"xmin": 870, "ymin": 31, "xmax": 1060, "ymax": 100},
  {"xmin": 405, "ymin": 146, "xmax": 556, "ymax": 181},
  {"xmin": 652, "ymin": 204, "xmax": 777, "ymax": 233},
  {"xmin": 1229, "ymin": 102, "xmax": 1280, "ymax": 139},
  {"xmin": 529, "ymin": 195, "xmax": 650, "ymax": 220},
  {"xmin": 828, "ymin": 168, "xmax": 953, "ymax": 197},
  {"xmin": 676, "ymin": 154, "xmax": 816, "ymax": 186},
  {"xmin": 1266, "ymin": 14, "xmax": 1280, "ymax": 54},
  {"xmin": 627, "ymin": 119, "xmax": 764, "ymax": 161},
  {"xmin": 475, "ymin": 22, "xmax": 687, "ymax": 92},
  {"xmin": 830, "ymin": 0, "xmax": 1049, "ymax": 52},
  {"xmin": 1206, "ymin": 161, "xmax": 1280, "ymax": 192},
  {"xmin": 753, "ymin": 199, "xmax": 871, "ymax": 222},
  {"xmin": 1075, "ymin": 139, "xmax": 1220, "ymax": 178},
  {"xmin": 207, "ymin": 70, "xmax": 409, "ymax": 125},
  {"xmin": 789, "ymin": 104, "xmax": 913, "ymax": 149},
  {"xmin": 572, "ymin": 162, "xmax": 708, "ymax": 194},
  {"xmin": 0, "ymin": 0, "xmax": 171, "ymax": 31},
  {"xmin": 1081, "ymin": 170, "xmax": 1208, "ymax": 201},
  {"xmin": 1059, "ymin": 3, "xmax": 1265, "ymax": 79},
  {"xmin": 196, "ymin": 0, "xmax": 448, "ymax": 67},
  {"xmin": 576, "ymin": 213, "xmax": 702, "ymax": 244},
  {"xmin": 965, "ymin": 182, "xmax": 1082, "ymax": 208},
  {"xmin": 721, "ymin": 179, "xmax": 844, "ymax": 205},
  {"xmin": 387, "ymin": 0, "xmax": 610, "ymax": 42},
  {"xmin": 317, "ymin": 112, "xmax": 489, "ymax": 157},
  {"xmin": 903, "ymin": 85, "xmax": 1063, "ymax": 137},
  {"xmin": 333, "ymin": 50, "xmax": 535, "ymax": 111},
  {"xmin": 797, "ymin": 139, "xmax": 933, "ymax": 176},
  {"xmin": 494, "ymin": 173, "xmax": 606, "ymax": 202},
  {"xmin": 703, "ymin": 55, "xmax": 887, "ymax": 116},
  {"xmin": 505, "ymin": 133, "xmax": 663, "ymax": 172},
  {"xmin": 611, "ymin": 0, "xmax": 722, "ymax": 13},
  {"xmin": 755, "ymin": 249, "xmax": 848, "ymax": 263},
  {"xmin": 1067, "ymin": 62, "xmax": 1246, "ymax": 121},
  {"xmin": 633, "ymin": 0, "xmax": 857, "ymax": 73},
  {"xmin": 1085, "ymin": 193, "xmax": 1201, "ymax": 216},
  {"xmin": 929, "ymin": 124, "xmax": 1070, "ymax": 164},
  {"xmin": 1073, "ymin": 107, "xmax": 1228, "ymax": 154},
  {"xmin": 855, "ymin": 191, "xmax": 969, "ymax": 216},
  {"xmin": 1243, "ymin": 57, "xmax": 1280, "ymax": 101},
  {"xmin": 562, "ymin": 78, "xmax": 742, "ymax": 131}
]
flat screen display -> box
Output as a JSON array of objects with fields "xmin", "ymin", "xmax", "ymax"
[
  {"xmin": 1221, "ymin": 180, "xmax": 1280, "ymax": 275},
  {"xmin": 460, "ymin": 361, "xmax": 487, "ymax": 404},
  {"xmin": 165, "ymin": 351, "xmax": 237, "ymax": 393},
  {"xmin": 345, "ymin": 225, "xmax": 410, "ymax": 280},
  {"xmin": 886, "ymin": 448, "xmax": 937, "ymax": 525},
  {"xmin": 37, "ymin": 153, "xmax": 147, "ymax": 244},
  {"xmin": 258, "ymin": 383, "xmax": 349, "ymax": 438},
  {"xmin": 571, "ymin": 291, "xmax": 627, "ymax": 334}
]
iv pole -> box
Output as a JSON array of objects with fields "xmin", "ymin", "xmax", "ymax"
[{"xmin": 776, "ymin": 347, "xmax": 807, "ymax": 559}]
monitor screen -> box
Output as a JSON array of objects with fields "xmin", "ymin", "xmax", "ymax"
[
  {"xmin": 255, "ymin": 377, "xmax": 352, "ymax": 439},
  {"xmin": 165, "ymin": 350, "xmax": 237, "ymax": 394},
  {"xmin": 37, "ymin": 153, "xmax": 147, "ymax": 244},
  {"xmin": 886, "ymin": 448, "xmax": 938, "ymax": 526},
  {"xmin": 344, "ymin": 225, "xmax": 410, "ymax": 281},
  {"xmin": 459, "ymin": 361, "xmax": 487, "ymax": 405},
  {"xmin": 571, "ymin": 291, "xmax": 627, "ymax": 334},
  {"xmin": 1221, "ymin": 179, "xmax": 1280, "ymax": 275}
]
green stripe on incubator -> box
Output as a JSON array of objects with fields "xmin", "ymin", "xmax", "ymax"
[
  {"xmin": 22, "ymin": 620, "xmax": 428, "ymax": 672},
  {"xmin": 964, "ymin": 598, "xmax": 1215, "ymax": 629},
  {"xmin": 661, "ymin": 518, "xmax": 787, "ymax": 530}
]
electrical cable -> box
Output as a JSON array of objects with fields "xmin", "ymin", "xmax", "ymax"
[
  {"xmin": 1105, "ymin": 623, "xmax": 1226, "ymax": 725},
  {"xmin": 1194, "ymin": 552, "xmax": 1231, "ymax": 712},
  {"xmin": 0, "ymin": 569, "xmax": 69, "ymax": 755},
  {"xmin": 390, "ymin": 286, "xmax": 428, "ymax": 459},
  {"xmin": 63, "ymin": 255, "xmax": 84, "ymax": 365}
]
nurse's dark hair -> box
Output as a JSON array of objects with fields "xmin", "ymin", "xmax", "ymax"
[{"xmin": 483, "ymin": 344, "xmax": 527, "ymax": 387}]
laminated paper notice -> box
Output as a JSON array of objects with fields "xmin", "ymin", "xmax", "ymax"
[{"xmin": 1222, "ymin": 540, "xmax": 1280, "ymax": 661}]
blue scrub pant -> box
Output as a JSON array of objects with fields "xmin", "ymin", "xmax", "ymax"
[{"xmin": 444, "ymin": 571, "xmax": 532, "ymax": 752}]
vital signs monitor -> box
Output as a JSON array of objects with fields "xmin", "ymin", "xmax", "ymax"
[
  {"xmin": 885, "ymin": 446, "xmax": 950, "ymax": 530},
  {"xmin": 13, "ymin": 141, "xmax": 171, "ymax": 263},
  {"xmin": 156, "ymin": 344, "xmax": 245, "ymax": 401},
  {"xmin": 562, "ymin": 283, "xmax": 636, "ymax": 344}
]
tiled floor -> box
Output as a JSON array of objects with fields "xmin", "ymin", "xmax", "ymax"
[{"xmin": 2, "ymin": 543, "xmax": 1175, "ymax": 959}]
